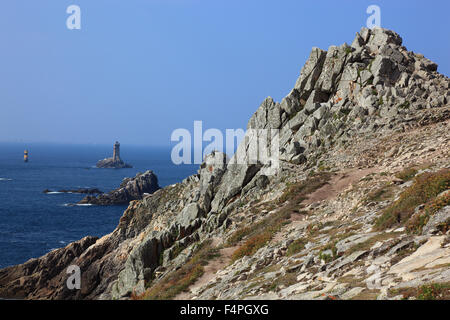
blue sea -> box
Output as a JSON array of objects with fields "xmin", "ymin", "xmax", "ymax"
[{"xmin": 0, "ymin": 143, "xmax": 197, "ymax": 269}]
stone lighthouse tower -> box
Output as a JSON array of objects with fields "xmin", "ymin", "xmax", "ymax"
[
  {"xmin": 113, "ymin": 141, "xmax": 121, "ymax": 163},
  {"xmin": 96, "ymin": 141, "xmax": 131, "ymax": 168}
]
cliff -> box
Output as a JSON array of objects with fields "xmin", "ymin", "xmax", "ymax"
[{"xmin": 0, "ymin": 27, "xmax": 448, "ymax": 300}]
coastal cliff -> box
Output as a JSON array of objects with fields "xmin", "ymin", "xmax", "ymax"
[{"xmin": 0, "ymin": 27, "xmax": 449, "ymax": 300}]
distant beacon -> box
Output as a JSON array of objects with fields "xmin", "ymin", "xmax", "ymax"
[
  {"xmin": 24, "ymin": 150, "xmax": 29, "ymax": 163},
  {"xmin": 95, "ymin": 141, "xmax": 132, "ymax": 169},
  {"xmin": 113, "ymin": 141, "xmax": 121, "ymax": 163}
]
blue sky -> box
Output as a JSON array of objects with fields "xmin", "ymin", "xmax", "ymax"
[{"xmin": 0, "ymin": 0, "xmax": 449, "ymax": 146}]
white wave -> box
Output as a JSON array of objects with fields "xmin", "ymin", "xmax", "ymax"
[
  {"xmin": 62, "ymin": 203, "xmax": 74, "ymax": 207},
  {"xmin": 62, "ymin": 203, "xmax": 93, "ymax": 207},
  {"xmin": 0, "ymin": 178, "xmax": 12, "ymax": 181},
  {"xmin": 45, "ymin": 191, "xmax": 64, "ymax": 194}
]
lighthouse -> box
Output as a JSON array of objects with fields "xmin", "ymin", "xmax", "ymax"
[
  {"xmin": 24, "ymin": 150, "xmax": 29, "ymax": 162},
  {"xmin": 96, "ymin": 141, "xmax": 132, "ymax": 168},
  {"xmin": 113, "ymin": 141, "xmax": 121, "ymax": 163}
]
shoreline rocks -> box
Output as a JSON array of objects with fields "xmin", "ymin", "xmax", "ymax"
[
  {"xmin": 78, "ymin": 170, "xmax": 160, "ymax": 206},
  {"xmin": 43, "ymin": 188, "xmax": 103, "ymax": 194},
  {"xmin": 96, "ymin": 158, "xmax": 132, "ymax": 169}
]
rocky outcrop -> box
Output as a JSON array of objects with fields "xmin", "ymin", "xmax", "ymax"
[
  {"xmin": 79, "ymin": 171, "xmax": 160, "ymax": 205},
  {"xmin": 0, "ymin": 236, "xmax": 98, "ymax": 299},
  {"xmin": 0, "ymin": 27, "xmax": 448, "ymax": 300},
  {"xmin": 96, "ymin": 158, "xmax": 132, "ymax": 169}
]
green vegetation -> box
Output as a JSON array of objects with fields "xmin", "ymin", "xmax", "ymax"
[
  {"xmin": 344, "ymin": 47, "xmax": 353, "ymax": 55},
  {"xmin": 377, "ymin": 97, "xmax": 384, "ymax": 106},
  {"xmin": 265, "ymin": 273, "xmax": 298, "ymax": 292},
  {"xmin": 398, "ymin": 101, "xmax": 411, "ymax": 109},
  {"xmin": 375, "ymin": 169, "xmax": 450, "ymax": 230},
  {"xmin": 395, "ymin": 167, "xmax": 418, "ymax": 182},
  {"xmin": 390, "ymin": 282, "xmax": 450, "ymax": 300},
  {"xmin": 286, "ymin": 238, "xmax": 306, "ymax": 256},
  {"xmin": 228, "ymin": 172, "xmax": 332, "ymax": 263},
  {"xmin": 364, "ymin": 184, "xmax": 393, "ymax": 203},
  {"xmin": 318, "ymin": 242, "xmax": 338, "ymax": 262},
  {"xmin": 136, "ymin": 240, "xmax": 219, "ymax": 300},
  {"xmin": 231, "ymin": 232, "xmax": 272, "ymax": 263},
  {"xmin": 406, "ymin": 191, "xmax": 450, "ymax": 234}
]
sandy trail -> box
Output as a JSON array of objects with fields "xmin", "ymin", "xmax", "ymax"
[
  {"xmin": 303, "ymin": 168, "xmax": 378, "ymax": 206},
  {"xmin": 174, "ymin": 239, "xmax": 239, "ymax": 300}
]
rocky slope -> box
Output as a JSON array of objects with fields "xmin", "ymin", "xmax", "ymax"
[{"xmin": 0, "ymin": 27, "xmax": 449, "ymax": 300}]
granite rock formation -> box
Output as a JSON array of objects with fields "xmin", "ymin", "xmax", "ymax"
[
  {"xmin": 0, "ymin": 28, "xmax": 449, "ymax": 300},
  {"xmin": 78, "ymin": 170, "xmax": 160, "ymax": 206}
]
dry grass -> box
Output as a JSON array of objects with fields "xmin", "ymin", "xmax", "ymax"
[
  {"xmin": 389, "ymin": 282, "xmax": 450, "ymax": 300},
  {"xmin": 278, "ymin": 172, "xmax": 332, "ymax": 205},
  {"xmin": 134, "ymin": 240, "xmax": 219, "ymax": 300},
  {"xmin": 395, "ymin": 167, "xmax": 418, "ymax": 182},
  {"xmin": 228, "ymin": 172, "xmax": 332, "ymax": 262},
  {"xmin": 286, "ymin": 238, "xmax": 306, "ymax": 256},
  {"xmin": 375, "ymin": 169, "xmax": 450, "ymax": 230}
]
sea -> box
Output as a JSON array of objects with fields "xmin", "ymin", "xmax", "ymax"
[{"xmin": 0, "ymin": 143, "xmax": 198, "ymax": 269}]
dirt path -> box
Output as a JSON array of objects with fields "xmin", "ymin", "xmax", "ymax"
[
  {"xmin": 174, "ymin": 240, "xmax": 239, "ymax": 300},
  {"xmin": 271, "ymin": 167, "xmax": 379, "ymax": 245},
  {"xmin": 303, "ymin": 168, "xmax": 378, "ymax": 206}
]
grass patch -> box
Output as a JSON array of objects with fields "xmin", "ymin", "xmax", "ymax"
[
  {"xmin": 389, "ymin": 282, "xmax": 450, "ymax": 300},
  {"xmin": 286, "ymin": 238, "xmax": 306, "ymax": 256},
  {"xmin": 318, "ymin": 242, "xmax": 338, "ymax": 262},
  {"xmin": 227, "ymin": 173, "xmax": 332, "ymax": 262},
  {"xmin": 406, "ymin": 191, "xmax": 450, "ymax": 234},
  {"xmin": 374, "ymin": 169, "xmax": 450, "ymax": 230},
  {"xmin": 264, "ymin": 273, "xmax": 298, "ymax": 292},
  {"xmin": 135, "ymin": 240, "xmax": 219, "ymax": 300},
  {"xmin": 279, "ymin": 172, "xmax": 332, "ymax": 205},
  {"xmin": 395, "ymin": 167, "xmax": 418, "ymax": 182},
  {"xmin": 364, "ymin": 184, "xmax": 394, "ymax": 203},
  {"xmin": 231, "ymin": 232, "xmax": 272, "ymax": 263}
]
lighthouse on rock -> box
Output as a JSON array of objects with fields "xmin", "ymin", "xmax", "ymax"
[
  {"xmin": 113, "ymin": 141, "xmax": 121, "ymax": 163},
  {"xmin": 24, "ymin": 150, "xmax": 29, "ymax": 163},
  {"xmin": 96, "ymin": 141, "xmax": 132, "ymax": 169}
]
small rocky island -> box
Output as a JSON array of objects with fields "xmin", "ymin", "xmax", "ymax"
[{"xmin": 96, "ymin": 141, "xmax": 132, "ymax": 168}]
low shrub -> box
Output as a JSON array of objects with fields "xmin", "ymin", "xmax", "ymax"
[
  {"xmin": 395, "ymin": 167, "xmax": 418, "ymax": 182},
  {"xmin": 375, "ymin": 169, "xmax": 450, "ymax": 230},
  {"xmin": 286, "ymin": 238, "xmax": 306, "ymax": 256},
  {"xmin": 136, "ymin": 240, "xmax": 219, "ymax": 300}
]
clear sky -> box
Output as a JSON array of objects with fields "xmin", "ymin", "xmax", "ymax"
[{"xmin": 0, "ymin": 0, "xmax": 449, "ymax": 146}]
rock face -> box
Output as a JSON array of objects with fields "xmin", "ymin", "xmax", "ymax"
[
  {"xmin": 79, "ymin": 171, "xmax": 160, "ymax": 205},
  {"xmin": 0, "ymin": 27, "xmax": 449, "ymax": 300}
]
